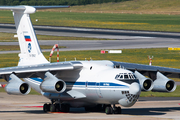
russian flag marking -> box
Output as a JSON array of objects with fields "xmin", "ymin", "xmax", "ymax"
[{"xmin": 24, "ymin": 36, "xmax": 31, "ymax": 42}]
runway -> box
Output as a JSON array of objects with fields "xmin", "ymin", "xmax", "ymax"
[
  {"xmin": 0, "ymin": 92, "xmax": 179, "ymax": 120},
  {"xmin": 1, "ymin": 24, "xmax": 180, "ymax": 54},
  {"xmin": 1, "ymin": 24, "xmax": 180, "ymax": 39},
  {"xmin": 1, "ymin": 38, "xmax": 180, "ymax": 54}
]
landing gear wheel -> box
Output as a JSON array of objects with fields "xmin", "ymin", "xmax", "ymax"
[
  {"xmin": 50, "ymin": 104, "xmax": 56, "ymax": 112},
  {"xmin": 103, "ymin": 104, "xmax": 111, "ymax": 111},
  {"xmin": 117, "ymin": 107, "xmax": 121, "ymax": 114},
  {"xmin": 43, "ymin": 103, "xmax": 48, "ymax": 113},
  {"xmin": 114, "ymin": 107, "xmax": 121, "ymax": 114},
  {"xmin": 105, "ymin": 106, "xmax": 113, "ymax": 114},
  {"xmin": 55, "ymin": 103, "xmax": 60, "ymax": 112},
  {"xmin": 43, "ymin": 103, "xmax": 50, "ymax": 112}
]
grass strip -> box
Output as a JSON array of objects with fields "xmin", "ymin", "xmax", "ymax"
[
  {"xmin": 0, "ymin": 48, "xmax": 180, "ymax": 96},
  {"xmin": 0, "ymin": 45, "xmax": 66, "ymax": 51},
  {"xmin": 55, "ymin": 0, "xmax": 180, "ymax": 15},
  {"xmin": 1, "ymin": 48, "xmax": 180, "ymax": 69},
  {"xmin": 1, "ymin": 10, "xmax": 180, "ymax": 32},
  {"xmin": 140, "ymin": 85, "xmax": 180, "ymax": 97},
  {"xmin": 0, "ymin": 32, "xmax": 111, "ymax": 41}
]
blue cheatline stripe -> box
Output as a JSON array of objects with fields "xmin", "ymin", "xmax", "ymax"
[
  {"xmin": 31, "ymin": 78, "xmax": 43, "ymax": 82},
  {"xmin": 28, "ymin": 78, "xmax": 128, "ymax": 88},
  {"xmin": 88, "ymin": 82, "xmax": 96, "ymax": 86},
  {"xmin": 66, "ymin": 82, "xmax": 127, "ymax": 87}
]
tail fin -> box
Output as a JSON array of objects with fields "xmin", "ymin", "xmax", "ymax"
[
  {"xmin": 14, "ymin": 6, "xmax": 49, "ymax": 66},
  {"xmin": 0, "ymin": 6, "xmax": 69, "ymax": 66}
]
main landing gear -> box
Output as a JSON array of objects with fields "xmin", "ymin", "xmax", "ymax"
[{"xmin": 43, "ymin": 100, "xmax": 70, "ymax": 112}]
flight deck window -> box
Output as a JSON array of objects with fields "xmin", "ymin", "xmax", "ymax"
[
  {"xmin": 129, "ymin": 74, "xmax": 134, "ymax": 79},
  {"xmin": 124, "ymin": 74, "xmax": 128, "ymax": 79},
  {"xmin": 115, "ymin": 73, "xmax": 137, "ymax": 80},
  {"xmin": 120, "ymin": 74, "xmax": 123, "ymax": 79}
]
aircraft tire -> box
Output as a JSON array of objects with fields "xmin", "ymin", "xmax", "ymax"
[
  {"xmin": 50, "ymin": 104, "xmax": 56, "ymax": 112},
  {"xmin": 47, "ymin": 104, "xmax": 50, "ymax": 111},
  {"xmin": 117, "ymin": 107, "xmax": 121, "ymax": 114},
  {"xmin": 114, "ymin": 107, "xmax": 121, "ymax": 114},
  {"xmin": 43, "ymin": 103, "xmax": 48, "ymax": 113},
  {"xmin": 55, "ymin": 103, "xmax": 60, "ymax": 112},
  {"xmin": 105, "ymin": 107, "xmax": 113, "ymax": 114}
]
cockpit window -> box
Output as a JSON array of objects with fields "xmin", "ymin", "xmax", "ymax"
[
  {"xmin": 124, "ymin": 74, "xmax": 128, "ymax": 79},
  {"xmin": 119, "ymin": 74, "xmax": 123, "ymax": 79},
  {"xmin": 115, "ymin": 72, "xmax": 139, "ymax": 84},
  {"xmin": 115, "ymin": 73, "xmax": 137, "ymax": 80},
  {"xmin": 129, "ymin": 73, "xmax": 135, "ymax": 79}
]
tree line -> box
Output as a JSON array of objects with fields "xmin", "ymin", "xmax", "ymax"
[{"xmin": 0, "ymin": 0, "xmax": 130, "ymax": 6}]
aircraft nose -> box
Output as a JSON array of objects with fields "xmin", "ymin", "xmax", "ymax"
[
  {"xmin": 129, "ymin": 82, "xmax": 141, "ymax": 95},
  {"xmin": 118, "ymin": 82, "xmax": 141, "ymax": 107}
]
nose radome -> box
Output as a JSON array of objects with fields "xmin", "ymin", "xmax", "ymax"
[
  {"xmin": 118, "ymin": 82, "xmax": 141, "ymax": 107},
  {"xmin": 129, "ymin": 82, "xmax": 141, "ymax": 95}
]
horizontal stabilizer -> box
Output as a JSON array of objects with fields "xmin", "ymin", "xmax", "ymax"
[
  {"xmin": 0, "ymin": 6, "xmax": 25, "ymax": 10},
  {"xmin": 0, "ymin": 5, "xmax": 69, "ymax": 10},
  {"xmin": 33, "ymin": 6, "xmax": 70, "ymax": 9}
]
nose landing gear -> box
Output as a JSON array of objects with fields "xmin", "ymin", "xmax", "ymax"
[{"xmin": 105, "ymin": 104, "xmax": 121, "ymax": 114}]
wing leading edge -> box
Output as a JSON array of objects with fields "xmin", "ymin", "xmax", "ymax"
[
  {"xmin": 0, "ymin": 61, "xmax": 83, "ymax": 80},
  {"xmin": 113, "ymin": 61, "xmax": 180, "ymax": 79}
]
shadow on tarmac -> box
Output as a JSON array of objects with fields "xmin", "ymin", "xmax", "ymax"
[
  {"xmin": 122, "ymin": 107, "xmax": 180, "ymax": 115},
  {"xmin": 0, "ymin": 107, "xmax": 179, "ymax": 116}
]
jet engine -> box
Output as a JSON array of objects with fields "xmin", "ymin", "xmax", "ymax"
[
  {"xmin": 40, "ymin": 72, "xmax": 66, "ymax": 93},
  {"xmin": 5, "ymin": 74, "xmax": 31, "ymax": 95},
  {"xmin": 152, "ymin": 72, "xmax": 176, "ymax": 92},
  {"xmin": 134, "ymin": 71, "xmax": 154, "ymax": 91}
]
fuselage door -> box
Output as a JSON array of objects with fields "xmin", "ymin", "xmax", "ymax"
[{"xmin": 96, "ymin": 82, "xmax": 103, "ymax": 98}]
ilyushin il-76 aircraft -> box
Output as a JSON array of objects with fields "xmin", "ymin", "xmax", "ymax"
[{"xmin": 0, "ymin": 6, "xmax": 178, "ymax": 114}]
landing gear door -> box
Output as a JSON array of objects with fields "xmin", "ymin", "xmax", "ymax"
[{"xmin": 96, "ymin": 82, "xmax": 103, "ymax": 98}]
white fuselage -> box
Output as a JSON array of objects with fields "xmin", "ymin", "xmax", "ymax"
[{"xmin": 24, "ymin": 60, "xmax": 141, "ymax": 107}]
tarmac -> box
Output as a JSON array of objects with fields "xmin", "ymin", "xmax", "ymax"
[{"xmin": 0, "ymin": 92, "xmax": 180, "ymax": 120}]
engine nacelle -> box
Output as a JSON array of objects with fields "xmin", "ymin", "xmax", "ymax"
[
  {"xmin": 40, "ymin": 72, "xmax": 66, "ymax": 93},
  {"xmin": 152, "ymin": 72, "xmax": 176, "ymax": 92},
  {"xmin": 5, "ymin": 74, "xmax": 31, "ymax": 95},
  {"xmin": 134, "ymin": 71, "xmax": 154, "ymax": 91}
]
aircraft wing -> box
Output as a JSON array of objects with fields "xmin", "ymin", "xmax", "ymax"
[
  {"xmin": 0, "ymin": 61, "xmax": 82, "ymax": 80},
  {"xmin": 113, "ymin": 61, "xmax": 180, "ymax": 79}
]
